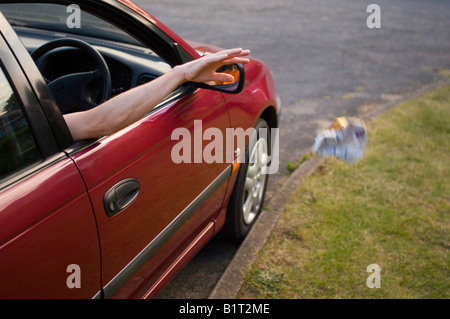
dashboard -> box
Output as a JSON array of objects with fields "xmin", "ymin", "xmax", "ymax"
[{"xmin": 14, "ymin": 27, "xmax": 173, "ymax": 99}]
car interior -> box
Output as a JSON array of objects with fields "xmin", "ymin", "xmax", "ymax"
[{"xmin": 0, "ymin": 2, "xmax": 172, "ymax": 114}]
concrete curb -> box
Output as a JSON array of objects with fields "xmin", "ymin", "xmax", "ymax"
[{"xmin": 208, "ymin": 79, "xmax": 450, "ymax": 299}]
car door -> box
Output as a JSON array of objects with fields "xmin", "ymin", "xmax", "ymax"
[
  {"xmin": 70, "ymin": 83, "xmax": 232, "ymax": 298},
  {"xmin": 0, "ymin": 21, "xmax": 101, "ymax": 299}
]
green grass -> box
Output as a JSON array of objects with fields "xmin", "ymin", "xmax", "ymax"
[
  {"xmin": 286, "ymin": 153, "xmax": 312, "ymax": 175},
  {"xmin": 239, "ymin": 85, "xmax": 450, "ymax": 299}
]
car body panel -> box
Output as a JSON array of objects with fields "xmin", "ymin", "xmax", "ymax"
[
  {"xmin": 0, "ymin": 155, "xmax": 101, "ymax": 298},
  {"xmin": 225, "ymin": 59, "xmax": 279, "ymax": 130},
  {"xmin": 71, "ymin": 87, "xmax": 232, "ymax": 298}
]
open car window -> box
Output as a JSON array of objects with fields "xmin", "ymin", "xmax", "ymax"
[
  {"xmin": 0, "ymin": 1, "xmax": 192, "ymax": 152},
  {"xmin": 0, "ymin": 2, "xmax": 177, "ymax": 117},
  {"xmin": 0, "ymin": 2, "xmax": 142, "ymax": 46}
]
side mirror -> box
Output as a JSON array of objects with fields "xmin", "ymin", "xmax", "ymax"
[{"xmin": 190, "ymin": 63, "xmax": 245, "ymax": 94}]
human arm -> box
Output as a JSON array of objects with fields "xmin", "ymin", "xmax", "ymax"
[{"xmin": 64, "ymin": 48, "xmax": 250, "ymax": 141}]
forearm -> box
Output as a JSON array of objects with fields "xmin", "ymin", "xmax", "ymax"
[
  {"xmin": 64, "ymin": 48, "xmax": 250, "ymax": 141},
  {"xmin": 64, "ymin": 66, "xmax": 186, "ymax": 141}
]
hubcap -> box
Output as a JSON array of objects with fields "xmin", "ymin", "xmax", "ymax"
[{"xmin": 243, "ymin": 137, "xmax": 268, "ymax": 225}]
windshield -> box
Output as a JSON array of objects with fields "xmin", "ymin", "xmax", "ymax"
[{"xmin": 0, "ymin": 3, "xmax": 142, "ymax": 46}]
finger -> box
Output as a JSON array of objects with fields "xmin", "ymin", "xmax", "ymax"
[
  {"xmin": 212, "ymin": 72, "xmax": 235, "ymax": 83},
  {"xmin": 222, "ymin": 57, "xmax": 251, "ymax": 65},
  {"xmin": 204, "ymin": 48, "xmax": 250, "ymax": 64},
  {"xmin": 217, "ymin": 48, "xmax": 244, "ymax": 56},
  {"xmin": 203, "ymin": 57, "xmax": 249, "ymax": 74},
  {"xmin": 222, "ymin": 48, "xmax": 251, "ymax": 59},
  {"xmin": 203, "ymin": 52, "xmax": 230, "ymax": 64}
]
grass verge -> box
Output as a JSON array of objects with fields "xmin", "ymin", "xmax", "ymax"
[{"xmin": 239, "ymin": 85, "xmax": 450, "ymax": 299}]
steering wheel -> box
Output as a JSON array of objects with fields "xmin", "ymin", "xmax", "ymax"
[{"xmin": 31, "ymin": 38, "xmax": 112, "ymax": 114}]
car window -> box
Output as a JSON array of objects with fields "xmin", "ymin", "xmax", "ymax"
[
  {"xmin": 0, "ymin": 65, "xmax": 41, "ymax": 180},
  {"xmin": 0, "ymin": 2, "xmax": 180, "ymax": 148},
  {"xmin": 0, "ymin": 3, "xmax": 142, "ymax": 46}
]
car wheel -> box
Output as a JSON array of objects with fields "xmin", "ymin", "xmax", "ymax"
[{"xmin": 224, "ymin": 118, "xmax": 270, "ymax": 243}]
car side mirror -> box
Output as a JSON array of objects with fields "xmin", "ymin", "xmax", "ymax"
[{"xmin": 190, "ymin": 63, "xmax": 245, "ymax": 94}]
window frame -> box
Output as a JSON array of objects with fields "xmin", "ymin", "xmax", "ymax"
[{"xmin": 0, "ymin": 30, "xmax": 67, "ymax": 190}]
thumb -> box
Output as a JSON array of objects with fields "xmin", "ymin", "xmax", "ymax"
[{"xmin": 212, "ymin": 72, "xmax": 235, "ymax": 83}]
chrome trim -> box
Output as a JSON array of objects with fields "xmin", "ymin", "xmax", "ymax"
[
  {"xmin": 92, "ymin": 290, "xmax": 102, "ymax": 299},
  {"xmin": 101, "ymin": 164, "xmax": 232, "ymax": 298}
]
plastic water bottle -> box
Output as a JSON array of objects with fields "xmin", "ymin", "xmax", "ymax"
[{"xmin": 311, "ymin": 117, "xmax": 367, "ymax": 163}]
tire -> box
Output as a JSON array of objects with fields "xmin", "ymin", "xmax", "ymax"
[{"xmin": 223, "ymin": 118, "xmax": 271, "ymax": 243}]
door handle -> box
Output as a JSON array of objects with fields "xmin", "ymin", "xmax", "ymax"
[{"xmin": 104, "ymin": 178, "xmax": 140, "ymax": 217}]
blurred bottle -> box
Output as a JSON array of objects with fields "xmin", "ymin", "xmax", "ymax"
[{"xmin": 311, "ymin": 117, "xmax": 367, "ymax": 163}]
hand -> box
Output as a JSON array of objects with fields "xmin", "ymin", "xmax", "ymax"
[{"xmin": 178, "ymin": 48, "xmax": 251, "ymax": 84}]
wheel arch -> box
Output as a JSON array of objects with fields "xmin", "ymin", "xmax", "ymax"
[{"xmin": 258, "ymin": 104, "xmax": 278, "ymax": 130}]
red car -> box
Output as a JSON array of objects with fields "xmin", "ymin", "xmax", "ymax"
[{"xmin": 0, "ymin": 0, "xmax": 280, "ymax": 298}]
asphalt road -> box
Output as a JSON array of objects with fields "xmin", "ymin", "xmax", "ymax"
[{"xmin": 133, "ymin": 0, "xmax": 450, "ymax": 299}]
